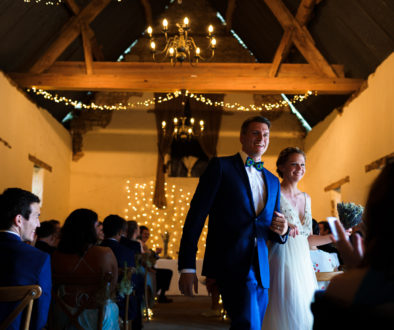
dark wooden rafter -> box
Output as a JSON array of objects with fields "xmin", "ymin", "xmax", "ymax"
[
  {"xmin": 29, "ymin": 0, "xmax": 111, "ymax": 74},
  {"xmin": 10, "ymin": 62, "xmax": 363, "ymax": 94},
  {"xmin": 65, "ymin": 0, "xmax": 105, "ymax": 61},
  {"xmin": 269, "ymin": 0, "xmax": 319, "ymax": 77},
  {"xmin": 140, "ymin": 0, "xmax": 153, "ymax": 27},
  {"xmin": 225, "ymin": 0, "xmax": 237, "ymax": 32},
  {"xmin": 264, "ymin": 0, "xmax": 337, "ymax": 78},
  {"xmin": 81, "ymin": 23, "xmax": 94, "ymax": 74}
]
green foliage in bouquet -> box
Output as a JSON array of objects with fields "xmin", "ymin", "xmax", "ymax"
[
  {"xmin": 118, "ymin": 262, "xmax": 134, "ymax": 298},
  {"xmin": 337, "ymin": 202, "xmax": 364, "ymax": 229}
]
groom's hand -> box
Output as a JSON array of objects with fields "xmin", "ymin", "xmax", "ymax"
[
  {"xmin": 270, "ymin": 211, "xmax": 289, "ymax": 236},
  {"xmin": 179, "ymin": 272, "xmax": 199, "ymax": 296}
]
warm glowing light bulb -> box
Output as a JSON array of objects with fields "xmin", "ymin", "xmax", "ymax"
[
  {"xmin": 169, "ymin": 47, "xmax": 175, "ymax": 56},
  {"xmin": 150, "ymin": 41, "xmax": 156, "ymax": 50},
  {"xmin": 208, "ymin": 25, "xmax": 213, "ymax": 35},
  {"xmin": 190, "ymin": 117, "xmax": 195, "ymax": 124},
  {"xmin": 173, "ymin": 117, "xmax": 178, "ymax": 124},
  {"xmin": 147, "ymin": 26, "xmax": 153, "ymax": 36},
  {"xmin": 196, "ymin": 47, "xmax": 200, "ymax": 56},
  {"xmin": 211, "ymin": 38, "xmax": 216, "ymax": 47},
  {"xmin": 183, "ymin": 17, "xmax": 189, "ymax": 26},
  {"xmin": 162, "ymin": 19, "xmax": 168, "ymax": 29},
  {"xmin": 162, "ymin": 121, "xmax": 166, "ymax": 128}
]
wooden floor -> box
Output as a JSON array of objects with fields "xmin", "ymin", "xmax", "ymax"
[{"xmin": 143, "ymin": 295, "xmax": 229, "ymax": 330}]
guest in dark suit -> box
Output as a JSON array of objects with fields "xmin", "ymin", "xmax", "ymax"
[
  {"xmin": 140, "ymin": 225, "xmax": 173, "ymax": 303},
  {"xmin": 101, "ymin": 215, "xmax": 142, "ymax": 330},
  {"xmin": 35, "ymin": 219, "xmax": 60, "ymax": 255},
  {"xmin": 178, "ymin": 116, "xmax": 289, "ymax": 330},
  {"xmin": 120, "ymin": 220, "xmax": 143, "ymax": 255},
  {"xmin": 0, "ymin": 188, "xmax": 51, "ymax": 330}
]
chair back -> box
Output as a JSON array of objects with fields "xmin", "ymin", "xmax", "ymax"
[
  {"xmin": 0, "ymin": 285, "xmax": 42, "ymax": 330},
  {"xmin": 315, "ymin": 271, "xmax": 344, "ymax": 282},
  {"xmin": 49, "ymin": 273, "xmax": 112, "ymax": 330}
]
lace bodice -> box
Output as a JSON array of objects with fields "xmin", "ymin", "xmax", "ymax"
[{"xmin": 280, "ymin": 193, "xmax": 312, "ymax": 237}]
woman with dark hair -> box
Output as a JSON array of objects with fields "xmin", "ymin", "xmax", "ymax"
[
  {"xmin": 262, "ymin": 147, "xmax": 333, "ymax": 330},
  {"xmin": 51, "ymin": 209, "xmax": 119, "ymax": 329},
  {"xmin": 312, "ymin": 161, "xmax": 394, "ymax": 328}
]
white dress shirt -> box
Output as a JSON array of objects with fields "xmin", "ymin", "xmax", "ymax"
[{"xmin": 239, "ymin": 151, "xmax": 267, "ymax": 215}]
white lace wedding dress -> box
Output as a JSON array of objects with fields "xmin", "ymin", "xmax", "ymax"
[{"xmin": 262, "ymin": 193, "xmax": 318, "ymax": 330}]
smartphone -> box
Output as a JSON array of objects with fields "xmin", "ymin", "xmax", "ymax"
[{"xmin": 326, "ymin": 217, "xmax": 339, "ymax": 240}]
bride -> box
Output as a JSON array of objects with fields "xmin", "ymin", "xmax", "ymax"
[{"xmin": 262, "ymin": 147, "xmax": 332, "ymax": 330}]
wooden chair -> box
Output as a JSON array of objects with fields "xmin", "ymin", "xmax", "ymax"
[
  {"xmin": 0, "ymin": 285, "xmax": 42, "ymax": 330},
  {"xmin": 315, "ymin": 271, "xmax": 344, "ymax": 282},
  {"xmin": 49, "ymin": 273, "xmax": 112, "ymax": 330}
]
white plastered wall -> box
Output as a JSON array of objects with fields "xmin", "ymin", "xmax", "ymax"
[
  {"xmin": 0, "ymin": 73, "xmax": 72, "ymax": 221},
  {"xmin": 303, "ymin": 52, "xmax": 394, "ymax": 220}
]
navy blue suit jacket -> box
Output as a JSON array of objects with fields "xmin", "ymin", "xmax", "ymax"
[
  {"xmin": 178, "ymin": 154, "xmax": 287, "ymax": 288},
  {"xmin": 0, "ymin": 232, "xmax": 51, "ymax": 330},
  {"xmin": 100, "ymin": 239, "xmax": 136, "ymax": 273}
]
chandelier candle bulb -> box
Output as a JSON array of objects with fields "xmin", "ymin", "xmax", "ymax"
[
  {"xmin": 162, "ymin": 19, "xmax": 168, "ymax": 31},
  {"xmin": 183, "ymin": 17, "xmax": 189, "ymax": 27},
  {"xmin": 208, "ymin": 25, "xmax": 213, "ymax": 36},
  {"xmin": 147, "ymin": 26, "xmax": 153, "ymax": 37},
  {"xmin": 211, "ymin": 38, "xmax": 217, "ymax": 48},
  {"xmin": 150, "ymin": 41, "xmax": 156, "ymax": 51},
  {"xmin": 190, "ymin": 118, "xmax": 195, "ymax": 124}
]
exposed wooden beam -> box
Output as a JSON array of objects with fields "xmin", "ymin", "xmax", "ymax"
[
  {"xmin": 65, "ymin": 0, "xmax": 105, "ymax": 61},
  {"xmin": 365, "ymin": 153, "xmax": 394, "ymax": 172},
  {"xmin": 270, "ymin": 0, "xmax": 318, "ymax": 77},
  {"xmin": 10, "ymin": 62, "xmax": 362, "ymax": 94},
  {"xmin": 225, "ymin": 0, "xmax": 237, "ymax": 32},
  {"xmin": 324, "ymin": 176, "xmax": 350, "ymax": 192},
  {"xmin": 81, "ymin": 23, "xmax": 94, "ymax": 74},
  {"xmin": 29, "ymin": 0, "xmax": 110, "ymax": 74},
  {"xmin": 264, "ymin": 0, "xmax": 337, "ymax": 78},
  {"xmin": 140, "ymin": 0, "xmax": 153, "ymax": 27},
  {"xmin": 269, "ymin": 28, "xmax": 293, "ymax": 77}
]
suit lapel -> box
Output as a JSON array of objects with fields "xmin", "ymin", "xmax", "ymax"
[{"xmin": 233, "ymin": 153, "xmax": 257, "ymax": 216}]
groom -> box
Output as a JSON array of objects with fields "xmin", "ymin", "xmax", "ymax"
[{"xmin": 178, "ymin": 116, "xmax": 289, "ymax": 330}]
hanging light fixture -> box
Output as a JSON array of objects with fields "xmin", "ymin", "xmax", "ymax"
[
  {"xmin": 147, "ymin": 17, "xmax": 216, "ymax": 65},
  {"xmin": 161, "ymin": 98, "xmax": 204, "ymax": 139}
]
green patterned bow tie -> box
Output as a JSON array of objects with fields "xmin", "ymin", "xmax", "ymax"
[{"xmin": 245, "ymin": 157, "xmax": 264, "ymax": 171}]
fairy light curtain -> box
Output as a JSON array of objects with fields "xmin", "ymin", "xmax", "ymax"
[{"xmin": 153, "ymin": 93, "xmax": 223, "ymax": 209}]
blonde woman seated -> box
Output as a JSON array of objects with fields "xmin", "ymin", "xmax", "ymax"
[{"xmin": 51, "ymin": 209, "xmax": 119, "ymax": 329}]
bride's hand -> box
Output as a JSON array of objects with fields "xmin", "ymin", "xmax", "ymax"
[
  {"xmin": 288, "ymin": 223, "xmax": 299, "ymax": 238},
  {"xmin": 270, "ymin": 211, "xmax": 288, "ymax": 236}
]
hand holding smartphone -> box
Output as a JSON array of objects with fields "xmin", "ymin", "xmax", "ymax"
[{"xmin": 326, "ymin": 217, "xmax": 339, "ymax": 240}]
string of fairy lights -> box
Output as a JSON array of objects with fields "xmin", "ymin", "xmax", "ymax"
[
  {"xmin": 124, "ymin": 180, "xmax": 208, "ymax": 259},
  {"xmin": 26, "ymin": 87, "xmax": 314, "ymax": 112},
  {"xmin": 23, "ymin": 0, "xmax": 123, "ymax": 5}
]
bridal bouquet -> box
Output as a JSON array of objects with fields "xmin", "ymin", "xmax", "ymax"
[{"xmin": 337, "ymin": 202, "xmax": 364, "ymax": 229}]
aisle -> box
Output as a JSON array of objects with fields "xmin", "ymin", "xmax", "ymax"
[{"xmin": 143, "ymin": 296, "xmax": 229, "ymax": 330}]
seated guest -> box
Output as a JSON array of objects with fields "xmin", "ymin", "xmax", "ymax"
[
  {"xmin": 310, "ymin": 219, "xmax": 340, "ymax": 290},
  {"xmin": 96, "ymin": 221, "xmax": 104, "ymax": 244},
  {"xmin": 35, "ymin": 219, "xmax": 60, "ymax": 254},
  {"xmin": 101, "ymin": 215, "xmax": 142, "ymax": 330},
  {"xmin": 52, "ymin": 209, "xmax": 119, "ymax": 330},
  {"xmin": 120, "ymin": 220, "xmax": 143, "ymax": 254},
  {"xmin": 0, "ymin": 188, "xmax": 51, "ymax": 330},
  {"xmin": 312, "ymin": 161, "xmax": 394, "ymax": 329},
  {"xmin": 140, "ymin": 225, "xmax": 173, "ymax": 303}
]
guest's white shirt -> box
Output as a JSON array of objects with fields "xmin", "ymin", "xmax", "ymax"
[{"xmin": 239, "ymin": 151, "xmax": 267, "ymax": 215}]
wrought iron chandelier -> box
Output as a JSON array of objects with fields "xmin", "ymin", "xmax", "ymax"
[
  {"xmin": 147, "ymin": 17, "xmax": 216, "ymax": 65},
  {"xmin": 161, "ymin": 98, "xmax": 204, "ymax": 139}
]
